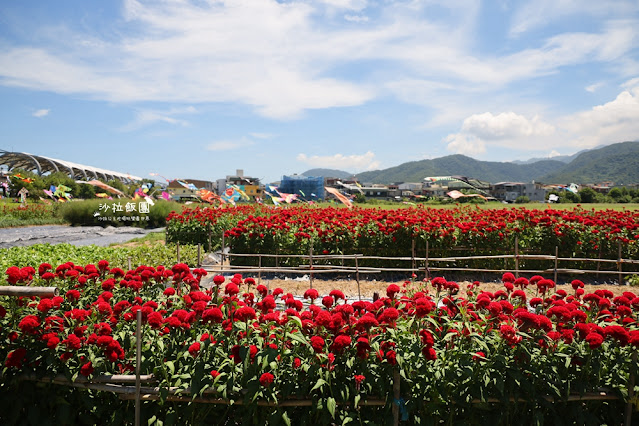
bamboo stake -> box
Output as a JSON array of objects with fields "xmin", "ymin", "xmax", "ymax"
[
  {"xmin": 625, "ymin": 351, "xmax": 637, "ymax": 426},
  {"xmin": 135, "ymin": 310, "xmax": 142, "ymax": 426},
  {"xmin": 392, "ymin": 368, "xmax": 400, "ymax": 426},
  {"xmin": 309, "ymin": 244, "xmax": 313, "ymax": 290},
  {"xmin": 176, "ymin": 242, "xmax": 180, "ymax": 264},
  {"xmin": 514, "ymin": 236, "xmax": 519, "ymax": 278},
  {"xmin": 618, "ymin": 242, "xmax": 623, "ymax": 285},
  {"xmin": 356, "ymin": 254, "xmax": 361, "ymax": 302},
  {"xmin": 197, "ymin": 243, "xmax": 201, "ymax": 267},
  {"xmin": 0, "ymin": 286, "xmax": 58, "ymax": 297},
  {"xmin": 554, "ymin": 246, "xmax": 558, "ymax": 284}
]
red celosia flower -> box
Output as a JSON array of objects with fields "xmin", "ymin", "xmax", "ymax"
[
  {"xmin": 310, "ymin": 336, "xmax": 325, "ymax": 353},
  {"xmin": 259, "ymin": 372, "xmax": 274, "ymax": 387},
  {"xmin": 422, "ymin": 346, "xmax": 437, "ymax": 360},
  {"xmin": 80, "ymin": 361, "xmax": 94, "ymax": 377},
  {"xmin": 18, "ymin": 315, "xmax": 41, "ymax": 335},
  {"xmin": 234, "ymin": 306, "xmax": 256, "ymax": 322},
  {"xmin": 321, "ymin": 296, "xmax": 333, "ymax": 309},
  {"xmin": 304, "ymin": 288, "xmax": 319, "ymax": 301},
  {"xmin": 202, "ymin": 307, "xmax": 224, "ymax": 323},
  {"xmin": 225, "ymin": 283, "xmax": 240, "ymax": 296},
  {"xmin": 585, "ymin": 332, "xmax": 604, "ymax": 349},
  {"xmin": 354, "ymin": 374, "xmax": 365, "ymax": 391},
  {"xmin": 386, "ymin": 284, "xmax": 401, "ymax": 298},
  {"xmin": 188, "ymin": 342, "xmax": 201, "ymax": 357},
  {"xmin": 5, "ymin": 347, "xmax": 27, "ymax": 368},
  {"xmin": 211, "ymin": 370, "xmax": 221, "ymax": 379},
  {"xmin": 330, "ymin": 335, "xmax": 352, "ymax": 353}
]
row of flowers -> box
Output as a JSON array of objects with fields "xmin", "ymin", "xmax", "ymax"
[
  {"xmin": 166, "ymin": 205, "xmax": 639, "ymax": 271},
  {"xmin": 2, "ymin": 262, "xmax": 638, "ymax": 424}
]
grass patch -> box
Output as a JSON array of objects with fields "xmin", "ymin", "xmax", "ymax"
[{"xmin": 109, "ymin": 230, "xmax": 166, "ymax": 247}]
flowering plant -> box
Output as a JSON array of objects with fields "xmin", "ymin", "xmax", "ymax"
[{"xmin": 1, "ymin": 263, "xmax": 638, "ymax": 424}]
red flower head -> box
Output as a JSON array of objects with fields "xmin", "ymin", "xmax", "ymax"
[
  {"xmin": 585, "ymin": 332, "xmax": 604, "ymax": 349},
  {"xmin": 310, "ymin": 336, "xmax": 325, "ymax": 353},
  {"xmin": 330, "ymin": 335, "xmax": 352, "ymax": 353},
  {"xmin": 188, "ymin": 342, "xmax": 201, "ymax": 357},
  {"xmin": 386, "ymin": 284, "xmax": 401, "ymax": 299},
  {"xmin": 225, "ymin": 283, "xmax": 240, "ymax": 296},
  {"xmin": 322, "ymin": 296, "xmax": 334, "ymax": 309},
  {"xmin": 213, "ymin": 275, "xmax": 225, "ymax": 286},
  {"xmin": 304, "ymin": 288, "xmax": 319, "ymax": 301},
  {"xmin": 80, "ymin": 361, "xmax": 94, "ymax": 377},
  {"xmin": 502, "ymin": 272, "xmax": 515, "ymax": 283},
  {"xmin": 259, "ymin": 372, "xmax": 274, "ymax": 387},
  {"xmin": 256, "ymin": 284, "xmax": 268, "ymax": 298},
  {"xmin": 5, "ymin": 347, "xmax": 27, "ymax": 368},
  {"xmin": 354, "ymin": 374, "xmax": 365, "ymax": 391}
]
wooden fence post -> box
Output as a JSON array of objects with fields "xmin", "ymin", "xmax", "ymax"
[
  {"xmin": 127, "ymin": 256, "xmax": 132, "ymax": 271},
  {"xmin": 258, "ymin": 255, "xmax": 262, "ymax": 285},
  {"xmin": 392, "ymin": 368, "xmax": 400, "ymax": 426},
  {"xmin": 309, "ymin": 244, "xmax": 314, "ymax": 290},
  {"xmin": 207, "ymin": 224, "xmax": 212, "ymax": 252},
  {"xmin": 176, "ymin": 242, "xmax": 180, "ymax": 264},
  {"xmin": 425, "ymin": 240, "xmax": 430, "ymax": 281},
  {"xmin": 554, "ymin": 246, "xmax": 558, "ymax": 284},
  {"xmin": 411, "ymin": 237, "xmax": 416, "ymax": 275},
  {"xmin": 197, "ymin": 243, "xmax": 201, "ymax": 267},
  {"xmin": 221, "ymin": 231, "xmax": 225, "ymax": 269},
  {"xmin": 625, "ymin": 350, "xmax": 637, "ymax": 426},
  {"xmin": 618, "ymin": 242, "xmax": 623, "ymax": 285},
  {"xmin": 135, "ymin": 309, "xmax": 142, "ymax": 426},
  {"xmin": 514, "ymin": 236, "xmax": 519, "ymax": 278},
  {"xmin": 355, "ymin": 254, "xmax": 361, "ymax": 302}
]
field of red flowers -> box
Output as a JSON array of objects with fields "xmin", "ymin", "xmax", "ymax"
[
  {"xmin": 1, "ymin": 261, "xmax": 638, "ymax": 424},
  {"xmin": 166, "ymin": 205, "xmax": 639, "ymax": 273}
]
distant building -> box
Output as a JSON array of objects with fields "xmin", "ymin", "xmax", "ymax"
[
  {"xmin": 217, "ymin": 169, "xmax": 262, "ymax": 200},
  {"xmin": 167, "ymin": 179, "xmax": 215, "ymax": 201},
  {"xmin": 278, "ymin": 175, "xmax": 324, "ymax": 200},
  {"xmin": 491, "ymin": 182, "xmax": 548, "ymax": 202}
]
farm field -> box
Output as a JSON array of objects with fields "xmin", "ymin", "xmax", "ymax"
[{"xmin": 2, "ymin": 204, "xmax": 639, "ymax": 424}]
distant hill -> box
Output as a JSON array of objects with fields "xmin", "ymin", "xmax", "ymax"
[
  {"xmin": 511, "ymin": 146, "xmax": 602, "ymax": 165},
  {"xmin": 539, "ymin": 141, "xmax": 639, "ymax": 185},
  {"xmin": 301, "ymin": 168, "xmax": 353, "ymax": 179},
  {"xmin": 354, "ymin": 154, "xmax": 565, "ymax": 184}
]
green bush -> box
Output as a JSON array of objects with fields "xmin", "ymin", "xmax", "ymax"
[
  {"xmin": 58, "ymin": 199, "xmax": 181, "ymax": 228},
  {"xmin": 0, "ymin": 243, "xmax": 198, "ymax": 271}
]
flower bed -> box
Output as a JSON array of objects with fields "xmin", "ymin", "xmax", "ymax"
[
  {"xmin": 166, "ymin": 205, "xmax": 639, "ymax": 272},
  {"xmin": 1, "ymin": 263, "xmax": 638, "ymax": 424}
]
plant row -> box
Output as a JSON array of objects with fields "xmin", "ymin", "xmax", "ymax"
[
  {"xmin": 1, "ymin": 261, "xmax": 638, "ymax": 424},
  {"xmin": 166, "ymin": 205, "xmax": 639, "ymax": 271}
]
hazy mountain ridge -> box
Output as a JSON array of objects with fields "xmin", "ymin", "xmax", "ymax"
[{"xmin": 301, "ymin": 142, "xmax": 639, "ymax": 185}]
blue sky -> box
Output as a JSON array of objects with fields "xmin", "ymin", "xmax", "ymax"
[{"xmin": 1, "ymin": 0, "xmax": 638, "ymax": 184}]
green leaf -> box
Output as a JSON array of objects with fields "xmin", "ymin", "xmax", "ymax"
[
  {"xmin": 165, "ymin": 361, "xmax": 175, "ymax": 375},
  {"xmin": 311, "ymin": 378, "xmax": 326, "ymax": 392},
  {"xmin": 354, "ymin": 394, "xmax": 361, "ymax": 408},
  {"xmin": 282, "ymin": 412, "xmax": 291, "ymax": 426},
  {"xmin": 327, "ymin": 397, "xmax": 336, "ymax": 418}
]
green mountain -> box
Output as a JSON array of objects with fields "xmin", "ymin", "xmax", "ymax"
[
  {"xmin": 355, "ymin": 154, "xmax": 564, "ymax": 184},
  {"xmin": 539, "ymin": 141, "xmax": 639, "ymax": 185},
  {"xmin": 301, "ymin": 168, "xmax": 353, "ymax": 179}
]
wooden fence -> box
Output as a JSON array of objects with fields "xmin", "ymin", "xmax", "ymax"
[{"xmin": 0, "ymin": 285, "xmax": 637, "ymax": 425}]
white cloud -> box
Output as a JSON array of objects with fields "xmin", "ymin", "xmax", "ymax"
[
  {"xmin": 249, "ymin": 132, "xmax": 275, "ymax": 140},
  {"xmin": 509, "ymin": 1, "xmax": 637, "ymax": 36},
  {"xmin": 120, "ymin": 106, "xmax": 196, "ymax": 131},
  {"xmin": 0, "ymin": 0, "xmax": 636, "ymax": 123},
  {"xmin": 586, "ymin": 82, "xmax": 604, "ymax": 93},
  {"xmin": 32, "ymin": 109, "xmax": 50, "ymax": 118},
  {"xmin": 445, "ymin": 84, "xmax": 639, "ymax": 155},
  {"xmin": 559, "ymin": 85, "xmax": 639, "ymax": 148},
  {"xmin": 461, "ymin": 112, "xmax": 555, "ymax": 141},
  {"xmin": 444, "ymin": 133, "xmax": 486, "ymax": 156},
  {"xmin": 548, "ymin": 150, "xmax": 562, "ymax": 158},
  {"xmin": 344, "ymin": 14, "xmax": 369, "ymax": 23},
  {"xmin": 296, "ymin": 151, "xmax": 380, "ymax": 171},
  {"xmin": 206, "ymin": 138, "xmax": 254, "ymax": 151}
]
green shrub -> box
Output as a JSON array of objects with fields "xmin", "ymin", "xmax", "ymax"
[{"xmin": 58, "ymin": 199, "xmax": 181, "ymax": 228}]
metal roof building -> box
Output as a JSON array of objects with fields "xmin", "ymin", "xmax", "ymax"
[{"xmin": 0, "ymin": 150, "xmax": 141, "ymax": 183}]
